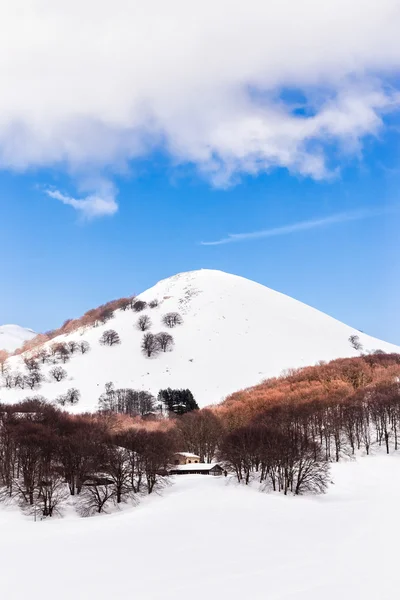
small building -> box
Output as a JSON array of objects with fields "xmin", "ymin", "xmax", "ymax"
[
  {"xmin": 169, "ymin": 463, "xmax": 224, "ymax": 476},
  {"xmin": 173, "ymin": 452, "xmax": 201, "ymax": 465}
]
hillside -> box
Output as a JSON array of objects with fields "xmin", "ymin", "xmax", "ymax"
[
  {"xmin": 0, "ymin": 324, "xmax": 35, "ymax": 352},
  {"xmin": 1, "ymin": 269, "xmax": 399, "ymax": 411}
]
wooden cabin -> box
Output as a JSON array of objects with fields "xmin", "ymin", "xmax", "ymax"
[
  {"xmin": 169, "ymin": 463, "xmax": 224, "ymax": 476},
  {"xmin": 173, "ymin": 452, "xmax": 201, "ymax": 465}
]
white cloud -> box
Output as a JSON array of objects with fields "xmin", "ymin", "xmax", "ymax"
[
  {"xmin": 45, "ymin": 185, "xmax": 118, "ymax": 219},
  {"xmin": 201, "ymin": 208, "xmax": 395, "ymax": 245},
  {"xmin": 1, "ymin": 1, "xmax": 400, "ymax": 214}
]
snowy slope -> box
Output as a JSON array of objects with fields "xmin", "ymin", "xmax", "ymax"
[
  {"xmin": 0, "ymin": 455, "xmax": 399, "ymax": 600},
  {"xmin": 1, "ymin": 269, "xmax": 399, "ymax": 410},
  {"xmin": 0, "ymin": 324, "xmax": 35, "ymax": 352}
]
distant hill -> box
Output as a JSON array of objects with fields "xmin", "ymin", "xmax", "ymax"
[
  {"xmin": 1, "ymin": 269, "xmax": 399, "ymax": 410},
  {"xmin": 0, "ymin": 324, "xmax": 35, "ymax": 352}
]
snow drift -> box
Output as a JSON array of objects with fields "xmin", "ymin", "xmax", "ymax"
[{"xmin": 1, "ymin": 269, "xmax": 399, "ymax": 410}]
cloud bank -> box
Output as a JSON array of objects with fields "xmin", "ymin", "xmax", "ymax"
[{"xmin": 2, "ymin": 0, "xmax": 400, "ymax": 215}]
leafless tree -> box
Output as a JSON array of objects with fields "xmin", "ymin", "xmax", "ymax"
[
  {"xmin": 293, "ymin": 444, "xmax": 330, "ymax": 495},
  {"xmin": 349, "ymin": 334, "xmax": 363, "ymax": 352},
  {"xmin": 178, "ymin": 409, "xmax": 223, "ymax": 462},
  {"xmin": 50, "ymin": 342, "xmax": 70, "ymax": 363},
  {"xmin": 13, "ymin": 371, "xmax": 25, "ymax": 389},
  {"xmin": 78, "ymin": 481, "xmax": 116, "ymax": 516},
  {"xmin": 162, "ymin": 312, "xmax": 183, "ymax": 328},
  {"xmin": 35, "ymin": 475, "xmax": 69, "ymax": 518},
  {"xmin": 79, "ymin": 341, "xmax": 91, "ymax": 354},
  {"xmin": 98, "ymin": 386, "xmax": 156, "ymax": 417},
  {"xmin": 137, "ymin": 315, "xmax": 152, "ymax": 332},
  {"xmin": 149, "ymin": 299, "xmax": 159, "ymax": 308},
  {"xmin": 35, "ymin": 348, "xmax": 50, "ymax": 364},
  {"xmin": 3, "ymin": 371, "xmax": 13, "ymax": 388},
  {"xmin": 49, "ymin": 366, "xmax": 67, "ymax": 382},
  {"xmin": 155, "ymin": 332, "xmax": 174, "ymax": 352},
  {"xmin": 0, "ymin": 350, "xmax": 9, "ymax": 375},
  {"xmin": 24, "ymin": 357, "xmax": 39, "ymax": 372},
  {"xmin": 57, "ymin": 388, "xmax": 81, "ymax": 406},
  {"xmin": 141, "ymin": 333, "xmax": 160, "ymax": 358},
  {"xmin": 99, "ymin": 330, "xmax": 121, "ymax": 346},
  {"xmin": 67, "ymin": 341, "xmax": 78, "ymax": 354},
  {"xmin": 24, "ymin": 371, "xmax": 44, "ymax": 390}
]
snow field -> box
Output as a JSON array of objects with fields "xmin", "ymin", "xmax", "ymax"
[{"xmin": 0, "ymin": 454, "xmax": 398, "ymax": 599}]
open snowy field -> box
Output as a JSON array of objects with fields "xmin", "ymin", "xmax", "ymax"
[{"xmin": 0, "ymin": 454, "xmax": 399, "ymax": 600}]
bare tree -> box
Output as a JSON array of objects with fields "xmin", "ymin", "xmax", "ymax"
[
  {"xmin": 3, "ymin": 370, "xmax": 13, "ymax": 388},
  {"xmin": 162, "ymin": 312, "xmax": 183, "ymax": 328},
  {"xmin": 99, "ymin": 330, "xmax": 121, "ymax": 346},
  {"xmin": 36, "ymin": 475, "xmax": 68, "ymax": 518},
  {"xmin": 141, "ymin": 333, "xmax": 160, "ymax": 358},
  {"xmin": 49, "ymin": 366, "xmax": 67, "ymax": 382},
  {"xmin": 50, "ymin": 342, "xmax": 70, "ymax": 363},
  {"xmin": 24, "ymin": 356, "xmax": 39, "ymax": 372},
  {"xmin": 24, "ymin": 371, "xmax": 44, "ymax": 390},
  {"xmin": 35, "ymin": 348, "xmax": 49, "ymax": 364},
  {"xmin": 57, "ymin": 388, "xmax": 81, "ymax": 406},
  {"xmin": 79, "ymin": 340, "xmax": 91, "ymax": 354},
  {"xmin": 137, "ymin": 315, "xmax": 152, "ymax": 331},
  {"xmin": 0, "ymin": 350, "xmax": 9, "ymax": 374},
  {"xmin": 67, "ymin": 341, "xmax": 78, "ymax": 354},
  {"xmin": 155, "ymin": 332, "xmax": 174, "ymax": 352},
  {"xmin": 149, "ymin": 299, "xmax": 159, "ymax": 308},
  {"xmin": 13, "ymin": 371, "xmax": 25, "ymax": 389},
  {"xmin": 78, "ymin": 480, "xmax": 116, "ymax": 516},
  {"xmin": 349, "ymin": 334, "xmax": 363, "ymax": 352}
]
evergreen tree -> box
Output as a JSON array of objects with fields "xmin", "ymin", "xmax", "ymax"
[{"xmin": 157, "ymin": 388, "xmax": 199, "ymax": 416}]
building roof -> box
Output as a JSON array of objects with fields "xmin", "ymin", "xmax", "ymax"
[
  {"xmin": 171, "ymin": 463, "xmax": 222, "ymax": 472},
  {"xmin": 175, "ymin": 452, "xmax": 201, "ymax": 459}
]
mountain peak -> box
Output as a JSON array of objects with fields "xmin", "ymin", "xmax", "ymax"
[
  {"xmin": 0, "ymin": 324, "xmax": 36, "ymax": 352},
  {"xmin": 1, "ymin": 270, "xmax": 399, "ymax": 410}
]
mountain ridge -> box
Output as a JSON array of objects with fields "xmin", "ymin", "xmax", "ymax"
[{"xmin": 1, "ymin": 269, "xmax": 398, "ymax": 410}]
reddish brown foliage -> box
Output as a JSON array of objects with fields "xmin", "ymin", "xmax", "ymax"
[
  {"xmin": 214, "ymin": 354, "xmax": 400, "ymax": 430},
  {"xmin": 12, "ymin": 295, "xmax": 136, "ymax": 356}
]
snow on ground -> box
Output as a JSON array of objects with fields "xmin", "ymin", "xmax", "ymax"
[
  {"xmin": 0, "ymin": 455, "xmax": 399, "ymax": 599},
  {"xmin": 2, "ymin": 269, "xmax": 399, "ymax": 410},
  {"xmin": 0, "ymin": 324, "xmax": 35, "ymax": 352}
]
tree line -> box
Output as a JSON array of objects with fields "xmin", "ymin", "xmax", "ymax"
[
  {"xmin": 0, "ymin": 399, "xmax": 177, "ymax": 518},
  {"xmin": 1, "ymin": 352, "xmax": 399, "ymax": 517}
]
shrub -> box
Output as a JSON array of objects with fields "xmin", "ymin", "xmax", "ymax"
[{"xmin": 133, "ymin": 300, "xmax": 147, "ymax": 312}]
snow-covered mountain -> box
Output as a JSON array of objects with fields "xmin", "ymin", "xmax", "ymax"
[
  {"xmin": 1, "ymin": 269, "xmax": 399, "ymax": 410},
  {"xmin": 0, "ymin": 324, "xmax": 35, "ymax": 352}
]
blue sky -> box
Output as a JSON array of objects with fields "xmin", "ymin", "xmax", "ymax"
[
  {"xmin": 1, "ymin": 1, "xmax": 400, "ymax": 344},
  {"xmin": 1, "ymin": 137, "xmax": 399, "ymax": 344}
]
